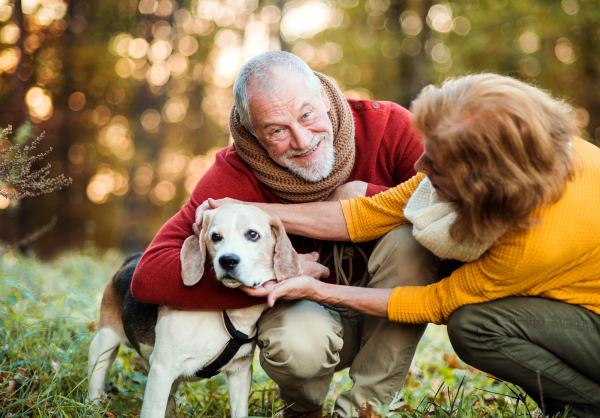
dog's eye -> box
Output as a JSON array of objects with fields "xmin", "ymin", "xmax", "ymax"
[
  {"xmin": 211, "ymin": 233, "xmax": 222, "ymax": 242},
  {"xmin": 245, "ymin": 230, "xmax": 260, "ymax": 241}
]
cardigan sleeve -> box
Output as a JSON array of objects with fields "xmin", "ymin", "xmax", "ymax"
[{"xmin": 341, "ymin": 173, "xmax": 425, "ymax": 242}]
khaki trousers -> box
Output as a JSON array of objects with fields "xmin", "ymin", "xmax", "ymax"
[{"xmin": 257, "ymin": 224, "xmax": 439, "ymax": 417}]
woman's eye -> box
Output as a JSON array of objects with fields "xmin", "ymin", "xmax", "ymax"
[
  {"xmin": 211, "ymin": 233, "xmax": 222, "ymax": 242},
  {"xmin": 245, "ymin": 230, "xmax": 260, "ymax": 241}
]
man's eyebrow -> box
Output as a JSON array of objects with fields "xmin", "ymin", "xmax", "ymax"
[{"xmin": 262, "ymin": 102, "xmax": 315, "ymax": 130}]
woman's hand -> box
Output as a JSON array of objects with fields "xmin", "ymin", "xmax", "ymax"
[{"xmin": 241, "ymin": 275, "xmax": 321, "ymax": 307}]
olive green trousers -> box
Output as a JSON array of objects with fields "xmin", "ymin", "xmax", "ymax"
[{"xmin": 447, "ymin": 297, "xmax": 600, "ymax": 418}]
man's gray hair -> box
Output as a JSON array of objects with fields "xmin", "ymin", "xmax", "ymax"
[{"xmin": 233, "ymin": 51, "xmax": 322, "ymax": 136}]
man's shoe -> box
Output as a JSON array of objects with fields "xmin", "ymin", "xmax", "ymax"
[{"xmin": 281, "ymin": 404, "xmax": 323, "ymax": 418}]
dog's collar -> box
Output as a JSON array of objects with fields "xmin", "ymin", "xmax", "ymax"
[{"xmin": 194, "ymin": 310, "xmax": 257, "ymax": 379}]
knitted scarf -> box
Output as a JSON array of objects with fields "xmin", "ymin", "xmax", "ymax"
[
  {"xmin": 230, "ymin": 72, "xmax": 355, "ymax": 203},
  {"xmin": 403, "ymin": 177, "xmax": 509, "ymax": 262}
]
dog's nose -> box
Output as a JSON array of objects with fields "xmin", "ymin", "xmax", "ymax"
[{"xmin": 219, "ymin": 254, "xmax": 240, "ymax": 270}]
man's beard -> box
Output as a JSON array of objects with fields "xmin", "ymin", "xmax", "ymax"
[{"xmin": 278, "ymin": 132, "xmax": 335, "ymax": 183}]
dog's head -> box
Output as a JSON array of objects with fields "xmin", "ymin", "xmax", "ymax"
[{"xmin": 180, "ymin": 204, "xmax": 301, "ymax": 288}]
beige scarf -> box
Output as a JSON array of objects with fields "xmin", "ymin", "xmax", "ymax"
[
  {"xmin": 404, "ymin": 177, "xmax": 508, "ymax": 262},
  {"xmin": 230, "ymin": 72, "xmax": 355, "ymax": 203}
]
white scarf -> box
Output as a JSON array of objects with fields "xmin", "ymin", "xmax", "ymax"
[{"xmin": 403, "ymin": 177, "xmax": 507, "ymax": 262}]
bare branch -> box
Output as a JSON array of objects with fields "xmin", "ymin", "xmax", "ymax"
[{"xmin": 0, "ymin": 125, "xmax": 73, "ymax": 201}]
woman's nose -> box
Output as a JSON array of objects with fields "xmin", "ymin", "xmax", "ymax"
[{"xmin": 414, "ymin": 153, "xmax": 428, "ymax": 175}]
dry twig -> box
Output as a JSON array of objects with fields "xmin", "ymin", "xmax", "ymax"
[{"xmin": 0, "ymin": 125, "xmax": 72, "ymax": 201}]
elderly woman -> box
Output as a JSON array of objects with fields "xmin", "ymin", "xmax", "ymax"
[{"xmin": 202, "ymin": 74, "xmax": 600, "ymax": 417}]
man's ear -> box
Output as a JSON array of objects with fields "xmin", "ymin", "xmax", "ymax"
[
  {"xmin": 270, "ymin": 217, "xmax": 301, "ymax": 282},
  {"xmin": 180, "ymin": 211, "xmax": 213, "ymax": 286},
  {"xmin": 320, "ymin": 82, "xmax": 331, "ymax": 112}
]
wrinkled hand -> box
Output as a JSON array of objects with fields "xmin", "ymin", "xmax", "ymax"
[
  {"xmin": 241, "ymin": 275, "xmax": 320, "ymax": 307},
  {"xmin": 325, "ymin": 180, "xmax": 368, "ymax": 201},
  {"xmin": 194, "ymin": 198, "xmax": 242, "ymax": 229},
  {"xmin": 298, "ymin": 252, "xmax": 329, "ymax": 279}
]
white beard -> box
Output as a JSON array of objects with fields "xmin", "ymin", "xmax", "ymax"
[{"xmin": 280, "ymin": 132, "xmax": 335, "ymax": 183}]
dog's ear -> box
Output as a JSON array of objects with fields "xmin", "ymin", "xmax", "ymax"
[
  {"xmin": 180, "ymin": 211, "xmax": 213, "ymax": 286},
  {"xmin": 270, "ymin": 217, "xmax": 301, "ymax": 282}
]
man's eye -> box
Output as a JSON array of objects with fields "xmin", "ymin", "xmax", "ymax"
[
  {"xmin": 302, "ymin": 112, "xmax": 311, "ymax": 119},
  {"xmin": 272, "ymin": 128, "xmax": 282, "ymax": 134},
  {"xmin": 211, "ymin": 233, "xmax": 222, "ymax": 242},
  {"xmin": 245, "ymin": 230, "xmax": 260, "ymax": 241}
]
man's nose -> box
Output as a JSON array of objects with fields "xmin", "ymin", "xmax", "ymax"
[{"xmin": 289, "ymin": 125, "xmax": 313, "ymax": 150}]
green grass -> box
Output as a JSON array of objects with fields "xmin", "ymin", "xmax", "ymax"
[{"xmin": 0, "ymin": 249, "xmax": 558, "ymax": 417}]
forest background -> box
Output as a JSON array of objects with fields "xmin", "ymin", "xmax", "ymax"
[{"xmin": 0, "ymin": 0, "xmax": 598, "ymax": 256}]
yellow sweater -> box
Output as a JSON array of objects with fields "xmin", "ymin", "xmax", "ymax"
[{"xmin": 341, "ymin": 138, "xmax": 600, "ymax": 324}]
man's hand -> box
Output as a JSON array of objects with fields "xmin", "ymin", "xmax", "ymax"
[
  {"xmin": 325, "ymin": 180, "xmax": 368, "ymax": 201},
  {"xmin": 195, "ymin": 197, "xmax": 242, "ymax": 227},
  {"xmin": 298, "ymin": 251, "xmax": 329, "ymax": 279},
  {"xmin": 241, "ymin": 275, "xmax": 321, "ymax": 307}
]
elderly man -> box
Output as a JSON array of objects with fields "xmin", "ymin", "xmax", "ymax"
[{"xmin": 131, "ymin": 51, "xmax": 437, "ymax": 417}]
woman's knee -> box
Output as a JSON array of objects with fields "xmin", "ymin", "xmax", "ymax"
[{"xmin": 447, "ymin": 304, "xmax": 488, "ymax": 366}]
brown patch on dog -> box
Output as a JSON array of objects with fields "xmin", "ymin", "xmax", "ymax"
[{"xmin": 98, "ymin": 275, "xmax": 126, "ymax": 338}]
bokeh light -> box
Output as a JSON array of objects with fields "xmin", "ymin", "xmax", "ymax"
[
  {"xmin": 25, "ymin": 87, "xmax": 53, "ymax": 120},
  {"xmin": 68, "ymin": 92, "xmax": 86, "ymax": 111},
  {"xmin": 0, "ymin": 195, "xmax": 9, "ymax": 209},
  {"xmin": 281, "ymin": 1, "xmax": 335, "ymax": 41},
  {"xmin": 0, "ymin": 22, "xmax": 20, "ymax": 44},
  {"xmin": 401, "ymin": 10, "xmax": 422, "ymax": 36},
  {"xmin": 555, "ymin": 38, "xmax": 575, "ymax": 64},
  {"xmin": 427, "ymin": 4, "xmax": 452, "ymax": 33}
]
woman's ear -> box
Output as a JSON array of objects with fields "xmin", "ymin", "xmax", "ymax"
[{"xmin": 270, "ymin": 217, "xmax": 301, "ymax": 282}]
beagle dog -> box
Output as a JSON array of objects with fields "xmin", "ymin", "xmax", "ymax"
[{"xmin": 87, "ymin": 204, "xmax": 301, "ymax": 417}]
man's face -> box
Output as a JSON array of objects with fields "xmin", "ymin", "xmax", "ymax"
[{"xmin": 248, "ymin": 71, "xmax": 335, "ymax": 183}]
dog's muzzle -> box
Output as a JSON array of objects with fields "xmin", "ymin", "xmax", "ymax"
[{"xmin": 219, "ymin": 254, "xmax": 240, "ymax": 270}]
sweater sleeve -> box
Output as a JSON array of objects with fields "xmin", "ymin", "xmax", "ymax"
[
  {"xmin": 341, "ymin": 173, "xmax": 425, "ymax": 242},
  {"xmin": 130, "ymin": 151, "xmax": 271, "ymax": 310},
  {"xmin": 387, "ymin": 233, "xmax": 532, "ymax": 324}
]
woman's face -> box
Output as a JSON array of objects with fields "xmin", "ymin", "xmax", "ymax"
[{"xmin": 414, "ymin": 138, "xmax": 459, "ymax": 201}]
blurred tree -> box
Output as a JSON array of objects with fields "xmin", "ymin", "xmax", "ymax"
[{"xmin": 0, "ymin": 0, "xmax": 597, "ymax": 256}]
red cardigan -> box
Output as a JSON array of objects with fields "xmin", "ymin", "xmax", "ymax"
[{"xmin": 131, "ymin": 99, "xmax": 423, "ymax": 310}]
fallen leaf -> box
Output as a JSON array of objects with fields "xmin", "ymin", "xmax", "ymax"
[
  {"xmin": 51, "ymin": 358, "xmax": 60, "ymax": 372},
  {"xmin": 106, "ymin": 412, "xmax": 115, "ymax": 418},
  {"xmin": 409, "ymin": 381, "xmax": 421, "ymax": 388},
  {"xmin": 358, "ymin": 401, "xmax": 381, "ymax": 418},
  {"xmin": 408, "ymin": 365, "xmax": 424, "ymax": 377},
  {"xmin": 6, "ymin": 380, "xmax": 16, "ymax": 393},
  {"xmin": 443, "ymin": 353, "xmax": 463, "ymax": 369}
]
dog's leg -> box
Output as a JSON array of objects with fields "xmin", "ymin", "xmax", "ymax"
[
  {"xmin": 87, "ymin": 327, "xmax": 123, "ymax": 404},
  {"xmin": 225, "ymin": 355, "xmax": 254, "ymax": 418},
  {"xmin": 140, "ymin": 359, "xmax": 181, "ymax": 418},
  {"xmin": 166, "ymin": 378, "xmax": 182, "ymax": 417}
]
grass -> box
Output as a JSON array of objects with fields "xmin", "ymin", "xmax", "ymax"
[{"xmin": 0, "ymin": 249, "xmax": 560, "ymax": 417}]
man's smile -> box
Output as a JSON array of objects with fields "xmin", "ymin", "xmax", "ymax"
[{"xmin": 291, "ymin": 139, "xmax": 322, "ymax": 161}]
